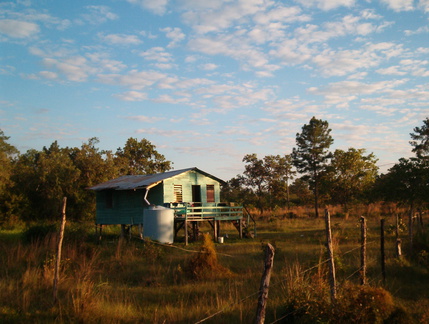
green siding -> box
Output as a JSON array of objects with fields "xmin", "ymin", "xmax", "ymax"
[
  {"xmin": 96, "ymin": 189, "xmax": 146, "ymax": 225},
  {"xmin": 163, "ymin": 170, "xmax": 221, "ymax": 204},
  {"xmin": 95, "ymin": 170, "xmax": 222, "ymax": 225}
]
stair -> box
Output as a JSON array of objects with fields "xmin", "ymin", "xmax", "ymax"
[{"xmin": 231, "ymin": 219, "xmax": 254, "ymax": 238}]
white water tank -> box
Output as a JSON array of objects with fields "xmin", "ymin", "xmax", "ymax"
[{"xmin": 143, "ymin": 206, "xmax": 175, "ymax": 244}]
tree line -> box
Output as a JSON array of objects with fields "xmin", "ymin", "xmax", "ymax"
[
  {"xmin": 0, "ymin": 117, "xmax": 428, "ymax": 224},
  {"xmin": 222, "ymin": 117, "xmax": 429, "ymax": 217},
  {"xmin": 0, "ymin": 136, "xmax": 171, "ymax": 223}
]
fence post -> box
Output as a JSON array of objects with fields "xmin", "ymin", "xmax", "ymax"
[
  {"xmin": 53, "ymin": 197, "xmax": 67, "ymax": 303},
  {"xmin": 324, "ymin": 208, "xmax": 337, "ymax": 303},
  {"xmin": 360, "ymin": 216, "xmax": 367, "ymax": 285},
  {"xmin": 254, "ymin": 243, "xmax": 275, "ymax": 324},
  {"xmin": 395, "ymin": 214, "xmax": 402, "ymax": 258},
  {"xmin": 380, "ymin": 219, "xmax": 386, "ymax": 285},
  {"xmin": 409, "ymin": 207, "xmax": 414, "ymax": 256}
]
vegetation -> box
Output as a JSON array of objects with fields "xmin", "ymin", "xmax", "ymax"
[
  {"xmin": 0, "ymin": 136, "xmax": 171, "ymax": 224},
  {"xmin": 291, "ymin": 117, "xmax": 334, "ymax": 218},
  {"xmin": 1, "ymin": 210, "xmax": 429, "ymax": 323},
  {"xmin": 0, "ymin": 117, "xmax": 428, "ymax": 322}
]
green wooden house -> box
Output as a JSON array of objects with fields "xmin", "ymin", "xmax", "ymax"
[
  {"xmin": 89, "ymin": 167, "xmax": 255, "ymax": 243},
  {"xmin": 89, "ymin": 167, "xmax": 224, "ymax": 225}
]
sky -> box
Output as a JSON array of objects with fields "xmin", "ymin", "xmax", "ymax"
[{"xmin": 0, "ymin": 0, "xmax": 428, "ymax": 181}]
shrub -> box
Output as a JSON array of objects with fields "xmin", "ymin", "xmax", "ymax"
[
  {"xmin": 335, "ymin": 284, "xmax": 395, "ymax": 323},
  {"xmin": 186, "ymin": 233, "xmax": 233, "ymax": 280},
  {"xmin": 282, "ymin": 283, "xmax": 396, "ymax": 323},
  {"xmin": 22, "ymin": 223, "xmax": 57, "ymax": 244}
]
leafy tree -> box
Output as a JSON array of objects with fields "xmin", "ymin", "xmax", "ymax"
[
  {"xmin": 69, "ymin": 138, "xmax": 120, "ymax": 220},
  {"xmin": 13, "ymin": 142, "xmax": 81, "ymax": 221},
  {"xmin": 410, "ymin": 117, "xmax": 429, "ymax": 158},
  {"xmin": 0, "ymin": 130, "xmax": 20, "ymax": 225},
  {"xmin": 289, "ymin": 178, "xmax": 313, "ymax": 206},
  {"xmin": 221, "ymin": 175, "xmax": 254, "ymax": 206},
  {"xmin": 241, "ymin": 154, "xmax": 269, "ymax": 213},
  {"xmin": 292, "ymin": 117, "xmax": 334, "ymax": 217},
  {"xmin": 263, "ymin": 154, "xmax": 296, "ymax": 208},
  {"xmin": 115, "ymin": 137, "xmax": 172, "ymax": 175},
  {"xmin": 233, "ymin": 154, "xmax": 295, "ymax": 213},
  {"xmin": 376, "ymin": 157, "xmax": 429, "ymax": 209},
  {"xmin": 323, "ymin": 148, "xmax": 378, "ymax": 216}
]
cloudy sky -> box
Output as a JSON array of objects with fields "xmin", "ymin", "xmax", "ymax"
[{"xmin": 1, "ymin": 0, "xmax": 428, "ymax": 180}]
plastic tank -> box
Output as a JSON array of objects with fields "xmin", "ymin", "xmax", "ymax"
[{"xmin": 143, "ymin": 206, "xmax": 175, "ymax": 244}]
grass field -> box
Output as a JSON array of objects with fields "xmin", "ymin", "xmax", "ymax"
[{"xmin": 0, "ymin": 208, "xmax": 428, "ymax": 323}]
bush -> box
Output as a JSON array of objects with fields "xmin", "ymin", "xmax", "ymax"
[
  {"xmin": 282, "ymin": 283, "xmax": 397, "ymax": 324},
  {"xmin": 22, "ymin": 223, "xmax": 57, "ymax": 244},
  {"xmin": 186, "ymin": 233, "xmax": 233, "ymax": 280}
]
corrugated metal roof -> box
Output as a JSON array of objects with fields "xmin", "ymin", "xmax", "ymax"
[{"xmin": 88, "ymin": 167, "xmax": 225, "ymax": 191}]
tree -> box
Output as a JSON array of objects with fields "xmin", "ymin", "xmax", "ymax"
[
  {"xmin": 69, "ymin": 138, "xmax": 120, "ymax": 220},
  {"xmin": 263, "ymin": 154, "xmax": 295, "ymax": 208},
  {"xmin": 115, "ymin": 137, "xmax": 172, "ymax": 175},
  {"xmin": 0, "ymin": 130, "xmax": 19, "ymax": 224},
  {"xmin": 13, "ymin": 142, "xmax": 81, "ymax": 221},
  {"xmin": 323, "ymin": 148, "xmax": 378, "ymax": 216},
  {"xmin": 241, "ymin": 154, "xmax": 269, "ymax": 214},
  {"xmin": 410, "ymin": 117, "xmax": 429, "ymax": 158},
  {"xmin": 292, "ymin": 117, "xmax": 334, "ymax": 217},
  {"xmin": 236, "ymin": 154, "xmax": 295, "ymax": 213},
  {"xmin": 376, "ymin": 157, "xmax": 429, "ymax": 208}
]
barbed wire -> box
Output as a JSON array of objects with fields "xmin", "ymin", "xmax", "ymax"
[{"xmin": 194, "ymin": 238, "xmax": 383, "ymax": 324}]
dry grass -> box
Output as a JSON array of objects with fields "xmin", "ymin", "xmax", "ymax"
[{"xmin": 0, "ymin": 207, "xmax": 427, "ymax": 323}]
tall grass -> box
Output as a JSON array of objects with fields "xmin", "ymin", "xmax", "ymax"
[{"xmin": 0, "ymin": 208, "xmax": 427, "ymax": 323}]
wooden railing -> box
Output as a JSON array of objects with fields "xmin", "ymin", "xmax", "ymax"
[{"xmin": 169, "ymin": 205, "xmax": 244, "ymax": 220}]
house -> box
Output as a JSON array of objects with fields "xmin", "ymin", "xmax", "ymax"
[{"xmin": 89, "ymin": 167, "xmax": 255, "ymax": 244}]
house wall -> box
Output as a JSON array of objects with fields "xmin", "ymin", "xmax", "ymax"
[
  {"xmin": 163, "ymin": 169, "xmax": 221, "ymax": 204},
  {"xmin": 96, "ymin": 189, "xmax": 146, "ymax": 225},
  {"xmin": 95, "ymin": 170, "xmax": 222, "ymax": 225}
]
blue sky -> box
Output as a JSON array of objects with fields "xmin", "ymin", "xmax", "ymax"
[{"xmin": 0, "ymin": 0, "xmax": 428, "ymax": 180}]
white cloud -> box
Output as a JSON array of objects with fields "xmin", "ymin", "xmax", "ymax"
[
  {"xmin": 200, "ymin": 63, "xmax": 218, "ymax": 71},
  {"xmin": 81, "ymin": 5, "xmax": 118, "ymax": 24},
  {"xmin": 312, "ymin": 43, "xmax": 404, "ymax": 77},
  {"xmin": 253, "ymin": 5, "xmax": 310, "ymax": 25},
  {"xmin": 376, "ymin": 66, "xmax": 407, "ymax": 75},
  {"xmin": 379, "ymin": 0, "xmax": 414, "ymax": 11},
  {"xmin": 182, "ymin": 0, "xmax": 267, "ymax": 34},
  {"xmin": 127, "ymin": 0, "xmax": 169, "ymax": 15},
  {"xmin": 140, "ymin": 47, "xmax": 173, "ymax": 62},
  {"xmin": 125, "ymin": 115, "xmax": 163, "ymax": 122},
  {"xmin": 161, "ymin": 27, "xmax": 185, "ymax": 47},
  {"xmin": 42, "ymin": 57, "xmax": 95, "ymax": 82},
  {"xmin": 99, "ymin": 70, "xmax": 169, "ymax": 90},
  {"xmin": 404, "ymin": 26, "xmax": 429, "ymax": 35},
  {"xmin": 0, "ymin": 19, "xmax": 39, "ymax": 38},
  {"xmin": 115, "ymin": 91, "xmax": 147, "ymax": 101},
  {"xmin": 294, "ymin": 0, "xmax": 355, "ymax": 11},
  {"xmin": 419, "ymin": 0, "xmax": 429, "ymax": 12},
  {"xmin": 98, "ymin": 33, "xmax": 142, "ymax": 45},
  {"xmin": 39, "ymin": 71, "xmax": 58, "ymax": 79},
  {"xmin": 152, "ymin": 94, "xmax": 190, "ymax": 104}
]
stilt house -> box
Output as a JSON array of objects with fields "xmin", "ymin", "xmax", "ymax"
[{"xmin": 89, "ymin": 167, "xmax": 255, "ymax": 244}]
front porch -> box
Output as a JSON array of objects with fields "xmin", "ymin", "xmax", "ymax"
[{"xmin": 165, "ymin": 203, "xmax": 256, "ymax": 245}]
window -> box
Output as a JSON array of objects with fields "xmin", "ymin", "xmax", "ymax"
[
  {"xmin": 105, "ymin": 190, "xmax": 113, "ymax": 208},
  {"xmin": 206, "ymin": 185, "xmax": 215, "ymax": 203},
  {"xmin": 174, "ymin": 185, "xmax": 183, "ymax": 202}
]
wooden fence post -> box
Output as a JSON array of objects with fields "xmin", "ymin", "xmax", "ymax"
[
  {"xmin": 395, "ymin": 214, "xmax": 402, "ymax": 259},
  {"xmin": 360, "ymin": 216, "xmax": 367, "ymax": 286},
  {"xmin": 324, "ymin": 209, "xmax": 337, "ymax": 303},
  {"xmin": 380, "ymin": 219, "xmax": 386, "ymax": 285},
  {"xmin": 53, "ymin": 197, "xmax": 67, "ymax": 303},
  {"xmin": 254, "ymin": 243, "xmax": 275, "ymax": 324},
  {"xmin": 409, "ymin": 207, "xmax": 414, "ymax": 256}
]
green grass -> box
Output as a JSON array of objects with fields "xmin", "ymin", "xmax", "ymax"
[{"xmin": 0, "ymin": 213, "xmax": 428, "ymax": 323}]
